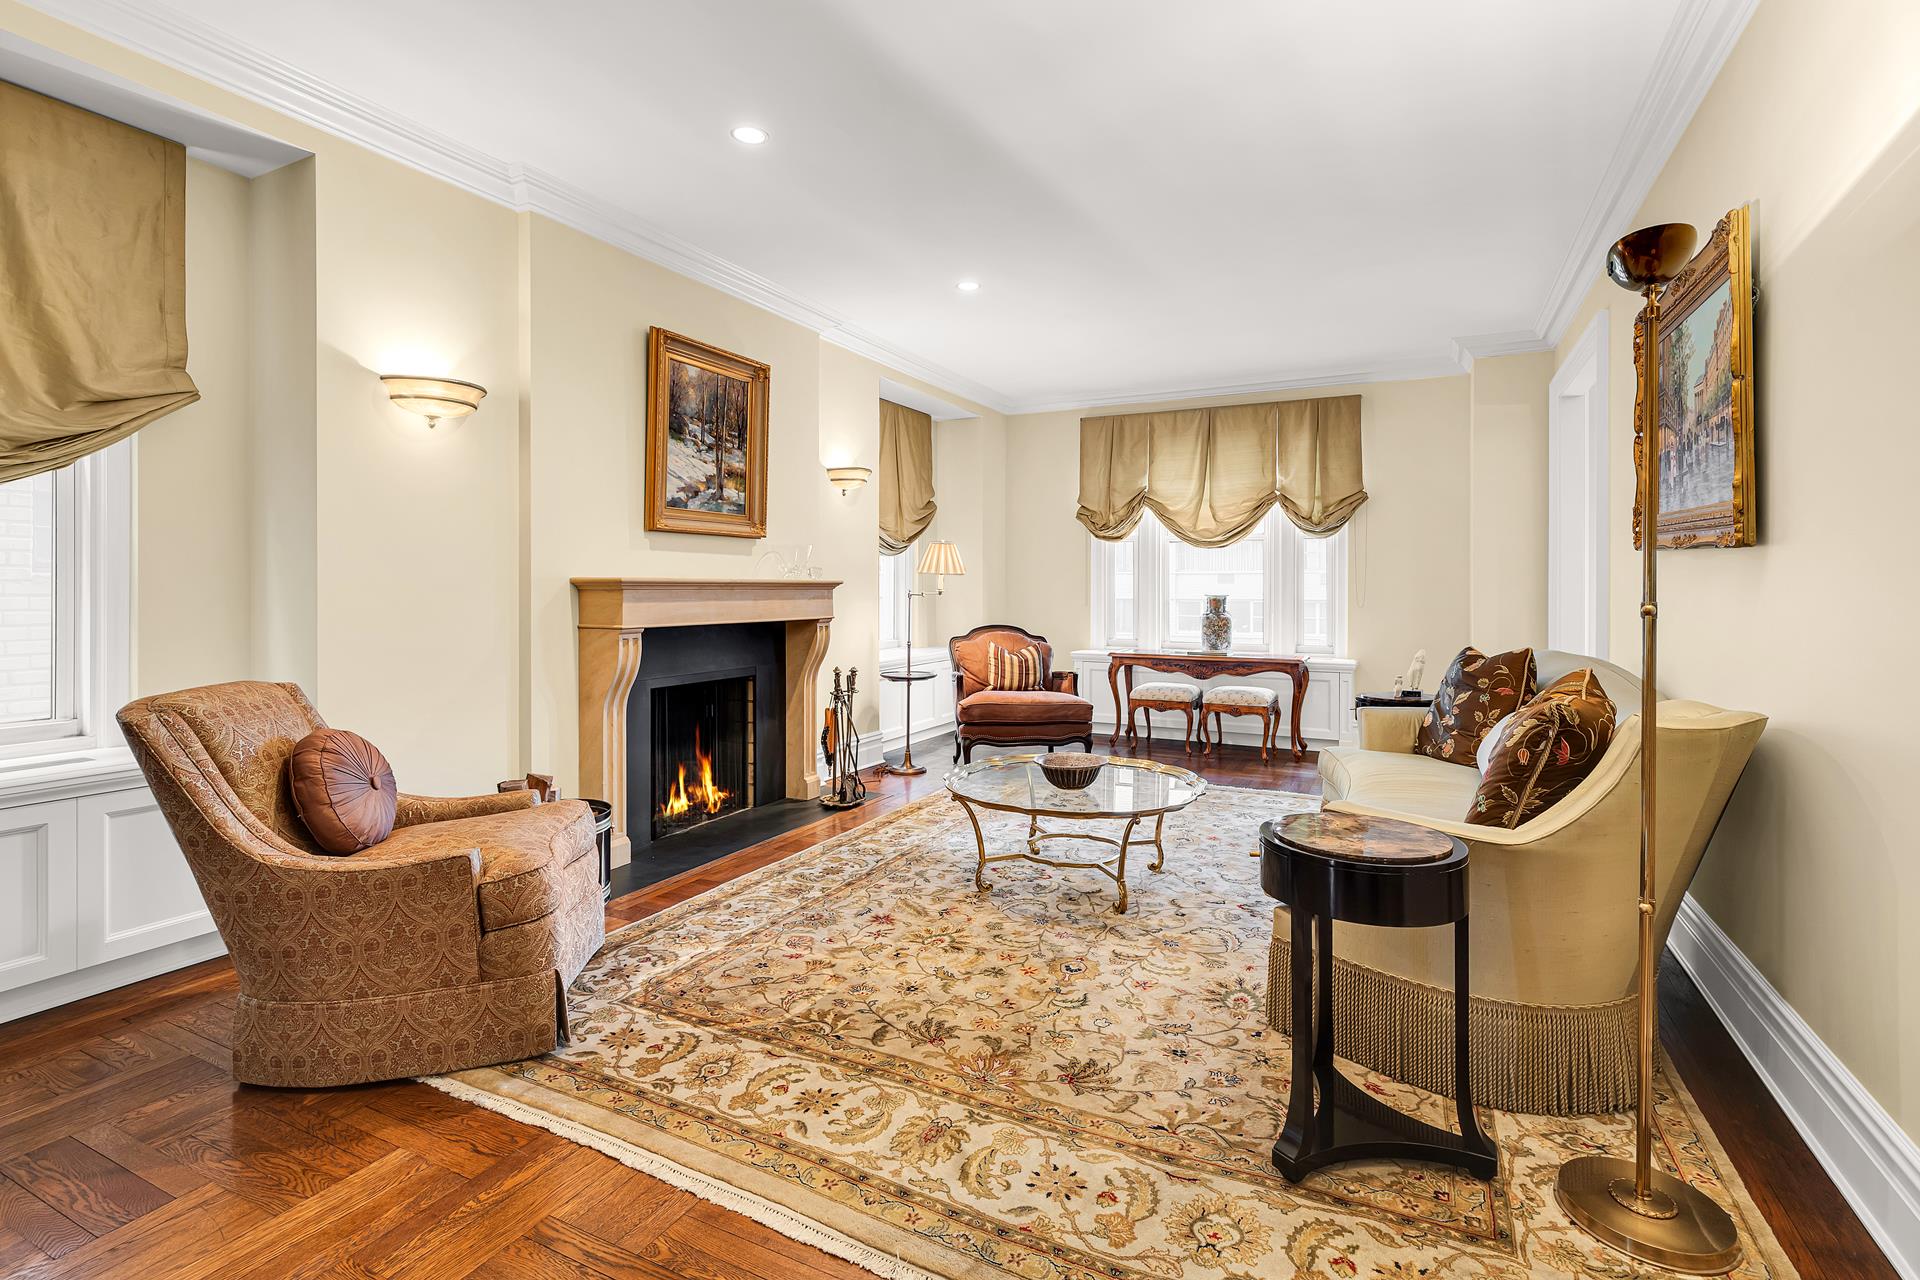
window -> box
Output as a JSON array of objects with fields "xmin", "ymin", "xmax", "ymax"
[
  {"xmin": 1090, "ymin": 508, "xmax": 1345, "ymax": 656},
  {"xmin": 0, "ymin": 443, "xmax": 130, "ymax": 756},
  {"xmin": 879, "ymin": 539, "xmax": 915, "ymax": 656}
]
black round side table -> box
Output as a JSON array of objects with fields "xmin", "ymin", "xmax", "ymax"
[{"xmin": 1259, "ymin": 811, "xmax": 1497, "ymax": 1182}]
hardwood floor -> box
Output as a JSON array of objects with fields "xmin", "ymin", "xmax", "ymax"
[{"xmin": 0, "ymin": 738, "xmax": 1891, "ymax": 1279}]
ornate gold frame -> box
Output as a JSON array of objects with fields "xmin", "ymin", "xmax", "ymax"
[
  {"xmin": 645, "ymin": 327, "xmax": 770, "ymax": 538},
  {"xmin": 1633, "ymin": 205, "xmax": 1756, "ymax": 549}
]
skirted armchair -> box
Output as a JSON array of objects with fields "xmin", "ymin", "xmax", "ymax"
[
  {"xmin": 949, "ymin": 624, "xmax": 1094, "ymax": 762},
  {"xmin": 119, "ymin": 681, "xmax": 604, "ymax": 1087},
  {"xmin": 1271, "ymin": 651, "xmax": 1765, "ymax": 1114}
]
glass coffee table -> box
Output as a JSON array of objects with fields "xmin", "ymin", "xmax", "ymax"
[{"xmin": 945, "ymin": 753, "xmax": 1207, "ymax": 913}]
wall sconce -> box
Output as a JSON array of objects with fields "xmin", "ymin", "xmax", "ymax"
[
  {"xmin": 380, "ymin": 374, "xmax": 487, "ymax": 428},
  {"xmin": 825, "ymin": 465, "xmax": 872, "ymax": 495}
]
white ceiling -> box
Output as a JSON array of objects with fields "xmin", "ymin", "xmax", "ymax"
[{"xmin": 25, "ymin": 0, "xmax": 1757, "ymax": 412}]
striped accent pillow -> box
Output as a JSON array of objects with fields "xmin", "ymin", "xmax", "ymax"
[{"xmin": 985, "ymin": 643, "xmax": 1045, "ymax": 691}]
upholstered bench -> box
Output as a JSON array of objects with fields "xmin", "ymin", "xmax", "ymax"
[
  {"xmin": 1201, "ymin": 684, "xmax": 1280, "ymax": 760},
  {"xmin": 1126, "ymin": 681, "xmax": 1201, "ymax": 752}
]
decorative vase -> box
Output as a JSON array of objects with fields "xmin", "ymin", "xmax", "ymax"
[{"xmin": 1200, "ymin": 594, "xmax": 1232, "ymax": 652}]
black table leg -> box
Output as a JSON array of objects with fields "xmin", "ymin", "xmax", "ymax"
[
  {"xmin": 1272, "ymin": 904, "xmax": 1498, "ymax": 1183},
  {"xmin": 1276, "ymin": 904, "xmax": 1317, "ymax": 1166},
  {"xmin": 1454, "ymin": 914, "xmax": 1495, "ymax": 1164}
]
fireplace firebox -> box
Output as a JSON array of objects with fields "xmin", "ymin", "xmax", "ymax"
[
  {"xmin": 624, "ymin": 621, "xmax": 786, "ymax": 856},
  {"xmin": 650, "ymin": 676, "xmax": 754, "ymax": 840}
]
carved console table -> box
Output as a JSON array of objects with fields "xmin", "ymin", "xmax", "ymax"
[
  {"xmin": 1105, "ymin": 650, "xmax": 1310, "ymax": 759},
  {"xmin": 572, "ymin": 577, "xmax": 838, "ymax": 864}
]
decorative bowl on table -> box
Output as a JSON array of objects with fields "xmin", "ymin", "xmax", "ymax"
[{"xmin": 1038, "ymin": 752, "xmax": 1105, "ymax": 790}]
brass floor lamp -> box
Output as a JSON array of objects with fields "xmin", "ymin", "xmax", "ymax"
[
  {"xmin": 881, "ymin": 540, "xmax": 965, "ymax": 777},
  {"xmin": 1553, "ymin": 223, "xmax": 1742, "ymax": 1274}
]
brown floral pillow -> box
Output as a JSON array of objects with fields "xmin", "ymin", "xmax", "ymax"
[
  {"xmin": 1467, "ymin": 669, "xmax": 1617, "ymax": 828},
  {"xmin": 1415, "ymin": 645, "xmax": 1537, "ymax": 766}
]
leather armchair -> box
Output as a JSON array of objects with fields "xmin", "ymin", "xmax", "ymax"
[
  {"xmin": 118, "ymin": 681, "xmax": 604, "ymax": 1087},
  {"xmin": 948, "ymin": 624, "xmax": 1094, "ymax": 762}
]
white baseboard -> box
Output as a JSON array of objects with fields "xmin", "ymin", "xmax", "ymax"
[
  {"xmin": 0, "ymin": 932, "xmax": 228, "ymax": 1025},
  {"xmin": 1670, "ymin": 896, "xmax": 1919, "ymax": 1279}
]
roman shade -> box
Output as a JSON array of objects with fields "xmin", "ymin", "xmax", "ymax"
[
  {"xmin": 0, "ymin": 81, "xmax": 200, "ymax": 482},
  {"xmin": 1077, "ymin": 393, "xmax": 1365, "ymax": 547},
  {"xmin": 878, "ymin": 399, "xmax": 936, "ymax": 555}
]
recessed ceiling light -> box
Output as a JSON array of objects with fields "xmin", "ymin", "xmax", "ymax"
[
  {"xmin": 956, "ymin": 280, "xmax": 980, "ymax": 293},
  {"xmin": 730, "ymin": 125, "xmax": 769, "ymax": 145}
]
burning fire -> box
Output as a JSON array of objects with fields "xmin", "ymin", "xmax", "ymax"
[{"xmin": 660, "ymin": 727, "xmax": 730, "ymax": 820}]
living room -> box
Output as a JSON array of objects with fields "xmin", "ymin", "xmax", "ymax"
[{"xmin": 0, "ymin": 1, "xmax": 1914, "ymax": 1277}]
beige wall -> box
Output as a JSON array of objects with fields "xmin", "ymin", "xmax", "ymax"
[
  {"xmin": 1467, "ymin": 351, "xmax": 1551, "ymax": 647},
  {"xmin": 134, "ymin": 159, "xmax": 254, "ymax": 695},
  {"xmin": 1001, "ymin": 377, "xmax": 1475, "ymax": 693},
  {"xmin": 1551, "ymin": 0, "xmax": 1920, "ymax": 1137}
]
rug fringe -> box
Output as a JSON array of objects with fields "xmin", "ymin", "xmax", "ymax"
[{"xmin": 422, "ymin": 1074, "xmax": 944, "ymax": 1280}]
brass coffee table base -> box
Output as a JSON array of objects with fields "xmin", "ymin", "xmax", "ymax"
[{"xmin": 954, "ymin": 803, "xmax": 1166, "ymax": 913}]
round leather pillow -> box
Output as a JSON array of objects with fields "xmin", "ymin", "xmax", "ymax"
[{"xmin": 289, "ymin": 729, "xmax": 397, "ymax": 855}]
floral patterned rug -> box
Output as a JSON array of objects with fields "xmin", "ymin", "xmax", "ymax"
[{"xmin": 430, "ymin": 786, "xmax": 1795, "ymax": 1280}]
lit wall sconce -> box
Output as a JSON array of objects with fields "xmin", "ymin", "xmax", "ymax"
[
  {"xmin": 825, "ymin": 465, "xmax": 872, "ymax": 495},
  {"xmin": 380, "ymin": 374, "xmax": 487, "ymax": 428}
]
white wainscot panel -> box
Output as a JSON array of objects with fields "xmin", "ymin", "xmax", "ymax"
[
  {"xmin": 77, "ymin": 787, "xmax": 214, "ymax": 968},
  {"xmin": 0, "ymin": 801, "xmax": 78, "ymax": 994}
]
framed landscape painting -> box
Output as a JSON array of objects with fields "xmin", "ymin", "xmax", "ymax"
[
  {"xmin": 1634, "ymin": 204, "xmax": 1756, "ymax": 548},
  {"xmin": 645, "ymin": 327, "xmax": 769, "ymax": 538}
]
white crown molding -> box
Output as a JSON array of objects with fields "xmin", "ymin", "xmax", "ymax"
[
  {"xmin": 1008, "ymin": 354, "xmax": 1466, "ymax": 418},
  {"xmin": 23, "ymin": 0, "xmax": 1755, "ymax": 417},
  {"xmin": 20, "ymin": 0, "xmax": 1022, "ymax": 414},
  {"xmin": 1670, "ymin": 896, "xmax": 1919, "ymax": 1280},
  {"xmin": 1534, "ymin": 0, "xmax": 1762, "ymax": 346}
]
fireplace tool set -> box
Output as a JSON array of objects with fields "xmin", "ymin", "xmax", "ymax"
[{"xmin": 820, "ymin": 667, "xmax": 867, "ymax": 809}]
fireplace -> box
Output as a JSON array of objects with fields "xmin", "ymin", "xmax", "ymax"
[
  {"xmin": 624, "ymin": 621, "xmax": 787, "ymax": 855},
  {"xmin": 650, "ymin": 675, "xmax": 754, "ymax": 840}
]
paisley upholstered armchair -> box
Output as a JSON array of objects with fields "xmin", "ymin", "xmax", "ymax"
[{"xmin": 119, "ymin": 681, "xmax": 604, "ymax": 1087}]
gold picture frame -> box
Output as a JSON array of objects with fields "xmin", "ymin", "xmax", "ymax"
[
  {"xmin": 645, "ymin": 327, "xmax": 770, "ymax": 538},
  {"xmin": 1633, "ymin": 204, "xmax": 1756, "ymax": 548}
]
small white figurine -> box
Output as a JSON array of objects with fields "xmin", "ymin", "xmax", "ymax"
[{"xmin": 1404, "ymin": 648, "xmax": 1427, "ymax": 694}]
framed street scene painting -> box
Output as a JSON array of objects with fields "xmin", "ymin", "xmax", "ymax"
[
  {"xmin": 1635, "ymin": 204, "xmax": 1756, "ymax": 548},
  {"xmin": 646, "ymin": 327, "xmax": 769, "ymax": 538}
]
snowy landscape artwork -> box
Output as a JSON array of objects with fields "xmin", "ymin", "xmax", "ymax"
[
  {"xmin": 665, "ymin": 360, "xmax": 750, "ymax": 515},
  {"xmin": 645, "ymin": 328, "xmax": 769, "ymax": 537}
]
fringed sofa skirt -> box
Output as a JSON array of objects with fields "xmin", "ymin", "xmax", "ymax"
[{"xmin": 1266, "ymin": 931, "xmax": 1639, "ymax": 1116}]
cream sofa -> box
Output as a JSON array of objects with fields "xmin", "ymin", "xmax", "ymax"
[{"xmin": 1267, "ymin": 650, "xmax": 1765, "ymax": 1114}]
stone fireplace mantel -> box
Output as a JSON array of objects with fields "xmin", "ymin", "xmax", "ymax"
[{"xmin": 572, "ymin": 577, "xmax": 838, "ymax": 862}]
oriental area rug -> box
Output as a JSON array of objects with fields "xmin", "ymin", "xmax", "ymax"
[{"xmin": 429, "ymin": 787, "xmax": 1795, "ymax": 1280}]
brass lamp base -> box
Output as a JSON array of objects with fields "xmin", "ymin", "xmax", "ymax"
[{"xmin": 1556, "ymin": 1156, "xmax": 1742, "ymax": 1275}]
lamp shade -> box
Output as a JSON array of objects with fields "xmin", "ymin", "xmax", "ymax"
[
  {"xmin": 826, "ymin": 465, "xmax": 872, "ymax": 494},
  {"xmin": 916, "ymin": 540, "xmax": 965, "ymax": 577},
  {"xmin": 380, "ymin": 374, "xmax": 487, "ymax": 426}
]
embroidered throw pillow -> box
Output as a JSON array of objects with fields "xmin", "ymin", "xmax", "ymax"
[
  {"xmin": 985, "ymin": 643, "xmax": 1045, "ymax": 691},
  {"xmin": 1467, "ymin": 669, "xmax": 1617, "ymax": 828},
  {"xmin": 1476, "ymin": 712, "xmax": 1515, "ymax": 775},
  {"xmin": 1415, "ymin": 645, "xmax": 1537, "ymax": 765}
]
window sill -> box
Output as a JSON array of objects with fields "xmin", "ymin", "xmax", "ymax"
[
  {"xmin": 879, "ymin": 645, "xmax": 950, "ymax": 674},
  {"xmin": 0, "ymin": 743, "xmax": 142, "ymax": 806}
]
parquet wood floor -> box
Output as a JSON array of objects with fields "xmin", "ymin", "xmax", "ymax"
[{"xmin": 0, "ymin": 738, "xmax": 1890, "ymax": 1277}]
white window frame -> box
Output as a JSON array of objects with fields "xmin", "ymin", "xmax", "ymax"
[
  {"xmin": 1088, "ymin": 507, "xmax": 1346, "ymax": 657},
  {"xmin": 0, "ymin": 441, "xmax": 132, "ymax": 759},
  {"xmin": 878, "ymin": 538, "xmax": 915, "ymax": 662}
]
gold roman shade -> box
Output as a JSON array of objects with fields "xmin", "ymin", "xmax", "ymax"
[
  {"xmin": 879, "ymin": 399, "xmax": 935, "ymax": 555},
  {"xmin": 1077, "ymin": 394, "xmax": 1366, "ymax": 546},
  {"xmin": 0, "ymin": 81, "xmax": 200, "ymax": 482}
]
